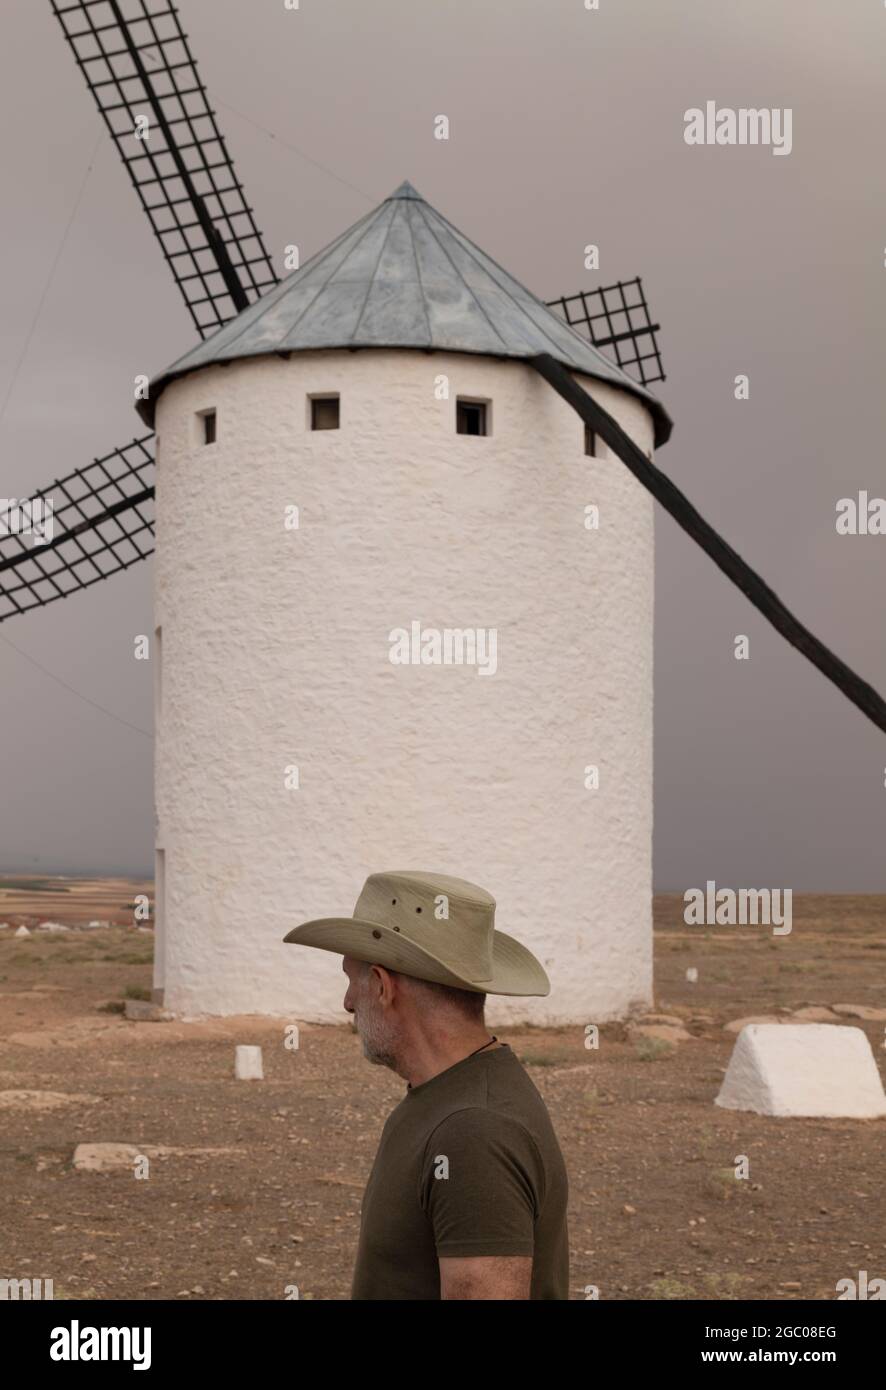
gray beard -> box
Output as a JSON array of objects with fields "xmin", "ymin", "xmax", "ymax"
[
  {"xmin": 357, "ymin": 1018, "xmax": 398, "ymax": 1071},
  {"xmin": 362, "ymin": 1039, "xmax": 398, "ymax": 1070}
]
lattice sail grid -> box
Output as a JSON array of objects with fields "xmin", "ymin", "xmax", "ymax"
[
  {"xmin": 50, "ymin": 0, "xmax": 279, "ymax": 337},
  {"xmin": 0, "ymin": 436, "xmax": 155, "ymax": 622},
  {"xmin": 546, "ymin": 277, "xmax": 665, "ymax": 387}
]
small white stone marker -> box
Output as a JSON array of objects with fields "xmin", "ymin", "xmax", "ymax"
[
  {"xmin": 235, "ymin": 1045, "xmax": 263, "ymax": 1080},
  {"xmin": 716, "ymin": 1024, "xmax": 886, "ymax": 1119},
  {"xmin": 14, "ymin": 925, "xmax": 31, "ymax": 938}
]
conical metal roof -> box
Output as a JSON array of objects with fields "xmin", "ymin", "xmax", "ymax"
[{"xmin": 139, "ymin": 181, "xmax": 671, "ymax": 445}]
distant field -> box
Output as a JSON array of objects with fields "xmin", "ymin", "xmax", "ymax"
[{"xmin": 0, "ymin": 875, "xmax": 152, "ymax": 926}]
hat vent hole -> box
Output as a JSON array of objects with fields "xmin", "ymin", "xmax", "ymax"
[
  {"xmin": 372, "ymin": 930, "xmax": 381, "ymax": 940},
  {"xmin": 391, "ymin": 899, "xmax": 397, "ymax": 905},
  {"xmin": 416, "ymin": 907, "xmax": 422, "ymax": 913}
]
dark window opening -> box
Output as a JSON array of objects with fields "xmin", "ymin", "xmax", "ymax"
[
  {"xmin": 456, "ymin": 399, "xmax": 488, "ymax": 436},
  {"xmin": 311, "ymin": 395, "xmax": 340, "ymax": 430},
  {"xmin": 202, "ymin": 410, "xmax": 217, "ymax": 445},
  {"xmin": 584, "ymin": 425, "xmax": 596, "ymax": 457}
]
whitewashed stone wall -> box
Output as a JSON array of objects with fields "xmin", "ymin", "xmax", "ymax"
[{"xmin": 153, "ymin": 348, "xmax": 655, "ymax": 1024}]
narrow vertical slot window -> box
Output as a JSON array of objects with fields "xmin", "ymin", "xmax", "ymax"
[{"xmin": 199, "ymin": 409, "xmax": 217, "ymax": 445}]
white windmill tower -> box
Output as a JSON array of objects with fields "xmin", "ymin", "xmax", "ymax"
[{"xmin": 139, "ymin": 182, "xmax": 672, "ymax": 1023}]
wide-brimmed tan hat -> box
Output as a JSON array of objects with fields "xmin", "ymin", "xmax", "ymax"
[{"xmin": 283, "ymin": 870, "xmax": 550, "ymax": 997}]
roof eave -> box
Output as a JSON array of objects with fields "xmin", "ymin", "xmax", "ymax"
[{"xmin": 137, "ymin": 345, "xmax": 672, "ymax": 447}]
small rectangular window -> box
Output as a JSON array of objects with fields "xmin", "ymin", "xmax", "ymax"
[
  {"xmin": 456, "ymin": 399, "xmax": 488, "ymax": 436},
  {"xmin": 584, "ymin": 425, "xmax": 596, "ymax": 457},
  {"xmin": 311, "ymin": 395, "xmax": 340, "ymax": 430},
  {"xmin": 201, "ymin": 410, "xmax": 217, "ymax": 445}
]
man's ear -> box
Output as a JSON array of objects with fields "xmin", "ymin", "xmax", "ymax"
[{"xmin": 368, "ymin": 962, "xmax": 397, "ymax": 1003}]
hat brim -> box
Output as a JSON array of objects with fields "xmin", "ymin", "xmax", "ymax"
[{"xmin": 283, "ymin": 916, "xmax": 550, "ymax": 997}]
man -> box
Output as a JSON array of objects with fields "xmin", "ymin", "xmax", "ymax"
[{"xmin": 284, "ymin": 869, "xmax": 569, "ymax": 1300}]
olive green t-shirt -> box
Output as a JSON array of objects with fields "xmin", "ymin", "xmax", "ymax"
[{"xmin": 351, "ymin": 1043, "xmax": 569, "ymax": 1300}]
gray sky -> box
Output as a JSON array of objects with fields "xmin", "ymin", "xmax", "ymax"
[{"xmin": 1, "ymin": 0, "xmax": 884, "ymax": 887}]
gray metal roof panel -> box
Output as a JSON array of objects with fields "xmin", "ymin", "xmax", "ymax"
[
  {"xmin": 356, "ymin": 280, "xmax": 432, "ymax": 347},
  {"xmin": 139, "ymin": 181, "xmax": 672, "ymax": 445}
]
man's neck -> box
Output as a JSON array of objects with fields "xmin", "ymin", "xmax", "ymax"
[{"xmin": 401, "ymin": 1032, "xmax": 503, "ymax": 1089}]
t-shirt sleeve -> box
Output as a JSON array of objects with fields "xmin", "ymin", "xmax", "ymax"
[{"xmin": 419, "ymin": 1107, "xmax": 544, "ymax": 1258}]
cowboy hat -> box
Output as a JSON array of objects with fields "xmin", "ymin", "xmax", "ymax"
[{"xmin": 283, "ymin": 870, "xmax": 550, "ymax": 997}]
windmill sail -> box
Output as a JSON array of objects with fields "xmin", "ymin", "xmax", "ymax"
[
  {"xmin": 0, "ymin": 437, "xmax": 155, "ymax": 621},
  {"xmin": 546, "ymin": 277, "xmax": 665, "ymax": 388},
  {"xmin": 531, "ymin": 353, "xmax": 886, "ymax": 736},
  {"xmin": 49, "ymin": 0, "xmax": 279, "ymax": 337},
  {"xmin": 1, "ymin": 0, "xmax": 279, "ymax": 624}
]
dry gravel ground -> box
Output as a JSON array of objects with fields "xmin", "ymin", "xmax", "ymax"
[{"xmin": 0, "ymin": 882, "xmax": 884, "ymax": 1301}]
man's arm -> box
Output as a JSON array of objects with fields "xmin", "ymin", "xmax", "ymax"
[
  {"xmin": 423, "ymin": 1107, "xmax": 543, "ymax": 1300},
  {"xmin": 439, "ymin": 1254, "xmax": 532, "ymax": 1301}
]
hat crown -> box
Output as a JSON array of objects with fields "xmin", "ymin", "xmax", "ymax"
[{"xmin": 355, "ymin": 871, "xmax": 495, "ymax": 982}]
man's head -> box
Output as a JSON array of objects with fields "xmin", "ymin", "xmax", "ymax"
[{"xmin": 342, "ymin": 955, "xmax": 486, "ymax": 1071}]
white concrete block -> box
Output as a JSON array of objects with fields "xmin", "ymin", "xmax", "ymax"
[
  {"xmin": 234, "ymin": 1045, "xmax": 263, "ymax": 1081},
  {"xmin": 716, "ymin": 1024, "xmax": 886, "ymax": 1118}
]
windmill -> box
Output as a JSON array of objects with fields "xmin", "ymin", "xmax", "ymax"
[
  {"xmin": 0, "ymin": 0, "xmax": 665, "ymax": 626},
  {"xmin": 3, "ymin": 0, "xmax": 883, "ymax": 1023}
]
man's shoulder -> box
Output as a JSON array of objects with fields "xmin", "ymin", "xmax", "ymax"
[
  {"xmin": 392, "ymin": 1047, "xmax": 557, "ymax": 1150},
  {"xmin": 422, "ymin": 1101, "xmax": 547, "ymax": 1180},
  {"xmin": 427, "ymin": 1101, "xmax": 535, "ymax": 1142}
]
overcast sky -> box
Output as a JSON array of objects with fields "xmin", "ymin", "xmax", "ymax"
[{"xmin": 1, "ymin": 0, "xmax": 884, "ymax": 888}]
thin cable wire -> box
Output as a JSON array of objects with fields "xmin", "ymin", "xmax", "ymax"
[
  {"xmin": 216, "ymin": 98, "xmax": 376, "ymax": 205},
  {"xmin": 0, "ymin": 130, "xmax": 104, "ymax": 430},
  {"xmin": 0, "ymin": 633, "xmax": 154, "ymax": 740}
]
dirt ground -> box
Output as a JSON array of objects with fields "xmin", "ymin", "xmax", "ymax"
[{"xmin": 0, "ymin": 880, "xmax": 884, "ymax": 1301}]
